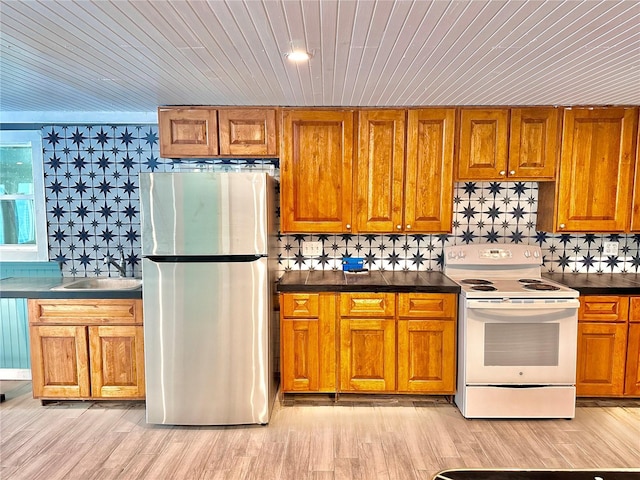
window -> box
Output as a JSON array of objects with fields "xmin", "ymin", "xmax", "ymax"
[{"xmin": 0, "ymin": 130, "xmax": 48, "ymax": 261}]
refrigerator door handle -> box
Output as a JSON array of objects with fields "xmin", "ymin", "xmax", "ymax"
[{"xmin": 144, "ymin": 254, "xmax": 267, "ymax": 263}]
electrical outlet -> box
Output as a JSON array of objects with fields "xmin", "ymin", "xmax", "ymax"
[
  {"xmin": 603, "ymin": 241, "xmax": 619, "ymax": 256},
  {"xmin": 302, "ymin": 241, "xmax": 323, "ymax": 257}
]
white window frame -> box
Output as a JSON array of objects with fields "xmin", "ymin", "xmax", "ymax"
[{"xmin": 0, "ymin": 130, "xmax": 49, "ymax": 261}]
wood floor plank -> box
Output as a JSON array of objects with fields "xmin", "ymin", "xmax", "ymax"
[{"xmin": 380, "ymin": 430, "xmax": 418, "ymax": 480}]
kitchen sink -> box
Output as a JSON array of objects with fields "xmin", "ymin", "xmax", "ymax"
[{"xmin": 51, "ymin": 277, "xmax": 142, "ymax": 291}]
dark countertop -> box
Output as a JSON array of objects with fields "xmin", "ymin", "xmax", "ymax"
[
  {"xmin": 277, "ymin": 270, "xmax": 460, "ymax": 293},
  {"xmin": 0, "ymin": 276, "xmax": 143, "ymax": 299},
  {"xmin": 543, "ymin": 272, "xmax": 640, "ymax": 295},
  {"xmin": 277, "ymin": 270, "xmax": 640, "ymax": 295}
]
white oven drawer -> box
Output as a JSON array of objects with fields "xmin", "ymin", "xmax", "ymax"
[{"xmin": 463, "ymin": 299, "xmax": 578, "ymax": 385}]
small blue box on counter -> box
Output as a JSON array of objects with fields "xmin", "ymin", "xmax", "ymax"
[{"xmin": 342, "ymin": 257, "xmax": 365, "ymax": 271}]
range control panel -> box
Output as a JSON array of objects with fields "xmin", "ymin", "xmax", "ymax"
[{"xmin": 444, "ymin": 244, "xmax": 542, "ymax": 266}]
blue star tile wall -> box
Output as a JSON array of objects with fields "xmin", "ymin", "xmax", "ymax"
[{"xmin": 41, "ymin": 125, "xmax": 639, "ymax": 277}]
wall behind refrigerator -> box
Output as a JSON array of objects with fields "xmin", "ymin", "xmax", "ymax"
[{"xmin": 41, "ymin": 125, "xmax": 640, "ymax": 277}]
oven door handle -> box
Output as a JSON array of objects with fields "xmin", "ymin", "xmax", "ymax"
[{"xmin": 466, "ymin": 299, "xmax": 580, "ymax": 311}]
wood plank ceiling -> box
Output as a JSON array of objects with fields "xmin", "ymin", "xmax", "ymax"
[{"xmin": 0, "ymin": 0, "xmax": 639, "ymax": 113}]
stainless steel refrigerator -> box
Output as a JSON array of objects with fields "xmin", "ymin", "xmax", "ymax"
[{"xmin": 139, "ymin": 171, "xmax": 277, "ymax": 425}]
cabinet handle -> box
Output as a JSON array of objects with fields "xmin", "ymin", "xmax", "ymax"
[
  {"xmin": 559, "ymin": 223, "xmax": 565, "ymax": 229},
  {"xmin": 499, "ymin": 170, "xmax": 506, "ymax": 176},
  {"xmin": 406, "ymin": 224, "xmax": 411, "ymax": 229},
  {"xmin": 346, "ymin": 224, "xmax": 351, "ymax": 230},
  {"xmin": 510, "ymin": 170, "xmax": 516, "ymax": 175},
  {"xmin": 396, "ymin": 225, "xmax": 402, "ymax": 230}
]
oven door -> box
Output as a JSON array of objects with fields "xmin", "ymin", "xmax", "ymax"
[{"xmin": 463, "ymin": 298, "xmax": 579, "ymax": 385}]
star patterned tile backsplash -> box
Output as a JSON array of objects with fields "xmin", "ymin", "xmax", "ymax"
[{"xmin": 42, "ymin": 124, "xmax": 640, "ymax": 277}]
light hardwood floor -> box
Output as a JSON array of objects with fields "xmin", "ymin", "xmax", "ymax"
[{"xmin": 1, "ymin": 382, "xmax": 639, "ymax": 480}]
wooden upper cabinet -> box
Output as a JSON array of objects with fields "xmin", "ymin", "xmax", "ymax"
[
  {"xmin": 631, "ymin": 114, "xmax": 640, "ymax": 232},
  {"xmin": 218, "ymin": 108, "xmax": 277, "ymax": 156},
  {"xmin": 280, "ymin": 109, "xmax": 354, "ymax": 233},
  {"xmin": 354, "ymin": 110, "xmax": 406, "ymax": 233},
  {"xmin": 158, "ymin": 107, "xmax": 278, "ymax": 158},
  {"xmin": 539, "ymin": 107, "xmax": 638, "ymax": 233},
  {"xmin": 456, "ymin": 108, "xmax": 510, "ymax": 180},
  {"xmin": 457, "ymin": 107, "xmax": 560, "ymax": 181},
  {"xmin": 405, "ymin": 108, "xmax": 455, "ymax": 232},
  {"xmin": 508, "ymin": 107, "xmax": 560, "ymax": 180},
  {"xmin": 353, "ymin": 108, "xmax": 455, "ymax": 233},
  {"xmin": 158, "ymin": 107, "xmax": 219, "ymax": 157}
]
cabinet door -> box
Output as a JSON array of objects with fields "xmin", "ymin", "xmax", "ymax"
[
  {"xmin": 281, "ymin": 319, "xmax": 320, "ymax": 391},
  {"xmin": 508, "ymin": 107, "xmax": 560, "ymax": 180},
  {"xmin": 631, "ymin": 120, "xmax": 640, "ymax": 232},
  {"xmin": 457, "ymin": 109, "xmax": 510, "ymax": 180},
  {"xmin": 89, "ymin": 326, "xmax": 145, "ymax": 399},
  {"xmin": 625, "ymin": 323, "xmax": 640, "ymax": 396},
  {"xmin": 339, "ymin": 318, "xmax": 395, "ymax": 392},
  {"xmin": 354, "ymin": 110, "xmax": 405, "ymax": 233},
  {"xmin": 555, "ymin": 107, "xmax": 638, "ymax": 232},
  {"xmin": 281, "ymin": 109, "xmax": 354, "ymax": 232},
  {"xmin": 397, "ymin": 319, "xmax": 455, "ymax": 393},
  {"xmin": 576, "ymin": 322, "xmax": 628, "ymax": 396},
  {"xmin": 405, "ymin": 109, "xmax": 455, "ymax": 232},
  {"xmin": 158, "ymin": 108, "xmax": 218, "ymax": 158},
  {"xmin": 625, "ymin": 298, "xmax": 640, "ymax": 395},
  {"xmin": 218, "ymin": 108, "xmax": 277, "ymax": 156},
  {"xmin": 29, "ymin": 325, "xmax": 90, "ymax": 398}
]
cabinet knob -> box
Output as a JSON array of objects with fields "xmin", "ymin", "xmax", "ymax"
[
  {"xmin": 499, "ymin": 170, "xmax": 506, "ymax": 176},
  {"xmin": 559, "ymin": 223, "xmax": 565, "ymax": 229},
  {"xmin": 396, "ymin": 225, "xmax": 402, "ymax": 230},
  {"xmin": 346, "ymin": 224, "xmax": 351, "ymax": 230},
  {"xmin": 406, "ymin": 224, "xmax": 411, "ymax": 229},
  {"xmin": 510, "ymin": 170, "xmax": 516, "ymax": 175}
]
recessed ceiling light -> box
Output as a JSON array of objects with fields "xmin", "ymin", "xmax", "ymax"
[{"xmin": 285, "ymin": 50, "xmax": 312, "ymax": 62}]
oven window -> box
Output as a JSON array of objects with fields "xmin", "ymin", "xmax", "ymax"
[{"xmin": 484, "ymin": 323, "xmax": 559, "ymax": 366}]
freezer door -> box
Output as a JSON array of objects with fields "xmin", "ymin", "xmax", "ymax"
[
  {"xmin": 140, "ymin": 172, "xmax": 270, "ymax": 256},
  {"xmin": 142, "ymin": 257, "xmax": 274, "ymax": 425}
]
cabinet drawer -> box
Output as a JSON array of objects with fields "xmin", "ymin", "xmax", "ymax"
[
  {"xmin": 630, "ymin": 297, "xmax": 640, "ymax": 323},
  {"xmin": 397, "ymin": 293, "xmax": 456, "ymax": 319},
  {"xmin": 578, "ymin": 296, "xmax": 629, "ymax": 322},
  {"xmin": 28, "ymin": 299, "xmax": 143, "ymax": 325},
  {"xmin": 281, "ymin": 294, "xmax": 319, "ymax": 318},
  {"xmin": 340, "ymin": 293, "xmax": 395, "ymax": 317}
]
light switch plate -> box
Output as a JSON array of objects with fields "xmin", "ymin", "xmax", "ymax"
[
  {"xmin": 603, "ymin": 241, "xmax": 619, "ymax": 255},
  {"xmin": 302, "ymin": 241, "xmax": 323, "ymax": 257}
]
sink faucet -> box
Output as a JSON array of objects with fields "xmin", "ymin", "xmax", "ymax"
[{"xmin": 104, "ymin": 254, "xmax": 127, "ymax": 277}]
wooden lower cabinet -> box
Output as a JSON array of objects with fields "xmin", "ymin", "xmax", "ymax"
[
  {"xmin": 576, "ymin": 322, "xmax": 628, "ymax": 396},
  {"xmin": 280, "ymin": 293, "xmax": 336, "ymax": 392},
  {"xmin": 625, "ymin": 298, "xmax": 640, "ymax": 396},
  {"xmin": 625, "ymin": 323, "xmax": 640, "ymax": 396},
  {"xmin": 281, "ymin": 291, "xmax": 456, "ymax": 396},
  {"xmin": 28, "ymin": 299, "xmax": 145, "ymax": 400},
  {"xmin": 576, "ymin": 295, "xmax": 640, "ymax": 397},
  {"xmin": 397, "ymin": 293, "xmax": 456, "ymax": 393}
]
